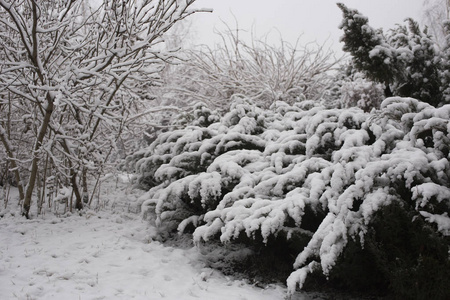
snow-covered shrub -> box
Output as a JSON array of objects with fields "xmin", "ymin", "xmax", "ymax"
[
  {"xmin": 172, "ymin": 102, "xmax": 222, "ymax": 128},
  {"xmin": 339, "ymin": 72, "xmax": 385, "ymax": 112},
  {"xmin": 160, "ymin": 27, "xmax": 340, "ymax": 111},
  {"xmin": 129, "ymin": 96, "xmax": 450, "ymax": 297}
]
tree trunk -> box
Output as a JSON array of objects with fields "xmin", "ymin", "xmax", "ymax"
[
  {"xmin": 82, "ymin": 168, "xmax": 89, "ymax": 204},
  {"xmin": 57, "ymin": 138, "xmax": 83, "ymax": 211},
  {"xmin": 0, "ymin": 125, "xmax": 25, "ymax": 202},
  {"xmin": 71, "ymin": 169, "xmax": 83, "ymax": 211},
  {"xmin": 23, "ymin": 95, "xmax": 54, "ymax": 218}
]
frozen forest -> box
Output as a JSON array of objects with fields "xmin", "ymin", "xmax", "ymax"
[{"xmin": 1, "ymin": 0, "xmax": 450, "ymax": 299}]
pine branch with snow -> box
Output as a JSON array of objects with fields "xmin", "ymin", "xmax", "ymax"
[{"xmin": 131, "ymin": 96, "xmax": 450, "ymax": 297}]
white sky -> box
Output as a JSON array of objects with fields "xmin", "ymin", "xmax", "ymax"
[{"xmin": 189, "ymin": 0, "xmax": 425, "ymax": 55}]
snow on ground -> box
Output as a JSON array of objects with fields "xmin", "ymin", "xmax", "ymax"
[{"xmin": 0, "ymin": 176, "xmax": 319, "ymax": 300}]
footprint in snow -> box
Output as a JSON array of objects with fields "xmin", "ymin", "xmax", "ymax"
[{"xmin": 163, "ymin": 275, "xmax": 172, "ymax": 281}]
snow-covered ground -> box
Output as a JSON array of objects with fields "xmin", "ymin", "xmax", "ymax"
[{"xmin": 0, "ymin": 176, "xmax": 321, "ymax": 300}]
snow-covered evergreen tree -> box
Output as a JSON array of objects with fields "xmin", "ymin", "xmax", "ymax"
[
  {"xmin": 338, "ymin": 3, "xmax": 448, "ymax": 107},
  {"xmin": 387, "ymin": 18, "xmax": 442, "ymax": 105},
  {"xmin": 128, "ymin": 96, "xmax": 450, "ymax": 298},
  {"xmin": 337, "ymin": 3, "xmax": 398, "ymax": 97}
]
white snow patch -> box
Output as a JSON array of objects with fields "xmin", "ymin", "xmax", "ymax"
[{"xmin": 0, "ymin": 182, "xmax": 319, "ymax": 300}]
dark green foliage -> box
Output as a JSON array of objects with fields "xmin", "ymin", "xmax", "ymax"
[
  {"xmin": 326, "ymin": 201, "xmax": 450, "ymax": 300},
  {"xmin": 337, "ymin": 3, "xmax": 397, "ymax": 89},
  {"xmin": 389, "ymin": 19, "xmax": 442, "ymax": 106},
  {"xmin": 370, "ymin": 202, "xmax": 450, "ymax": 299},
  {"xmin": 211, "ymin": 229, "xmax": 312, "ymax": 285},
  {"xmin": 327, "ymin": 238, "xmax": 389, "ymax": 296},
  {"xmin": 299, "ymin": 204, "xmax": 328, "ymax": 233}
]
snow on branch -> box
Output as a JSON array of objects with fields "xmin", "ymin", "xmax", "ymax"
[
  {"xmin": 130, "ymin": 96, "xmax": 450, "ymax": 294},
  {"xmin": 0, "ymin": 0, "xmax": 204, "ymax": 216}
]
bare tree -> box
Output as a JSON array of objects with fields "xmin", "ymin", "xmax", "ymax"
[
  {"xmin": 159, "ymin": 24, "xmax": 341, "ymax": 111},
  {"xmin": 0, "ymin": 0, "xmax": 203, "ymax": 218}
]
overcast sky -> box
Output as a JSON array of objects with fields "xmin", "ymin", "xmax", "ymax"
[{"xmin": 189, "ymin": 0, "xmax": 425, "ymax": 55}]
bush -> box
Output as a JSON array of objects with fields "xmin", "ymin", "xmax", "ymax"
[
  {"xmin": 128, "ymin": 96, "xmax": 450, "ymax": 297},
  {"xmin": 328, "ymin": 201, "xmax": 450, "ymax": 299},
  {"xmin": 160, "ymin": 26, "xmax": 340, "ymax": 111}
]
